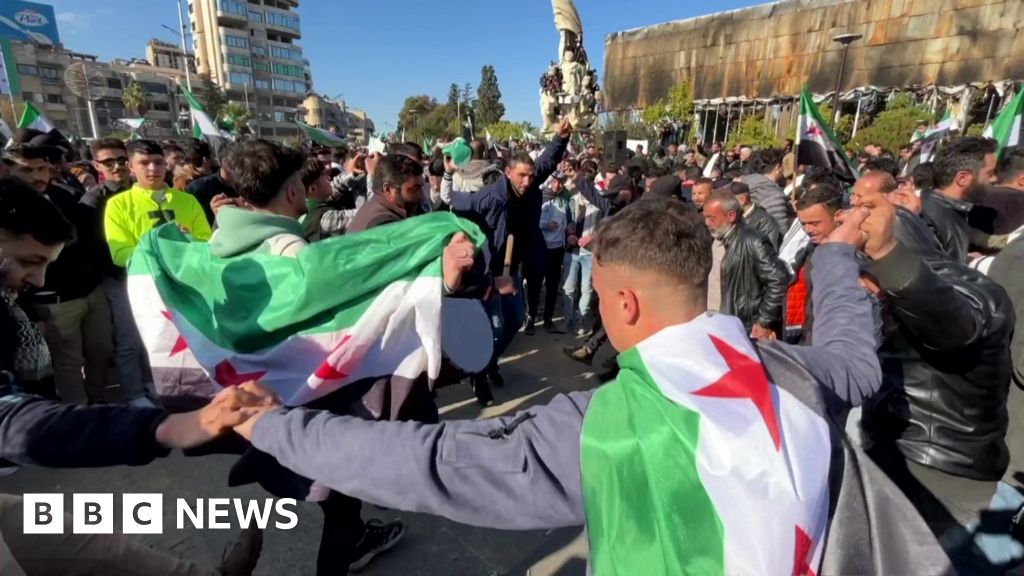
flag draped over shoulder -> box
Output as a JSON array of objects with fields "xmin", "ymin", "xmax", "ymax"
[
  {"xmin": 297, "ymin": 122, "xmax": 347, "ymax": 147},
  {"xmin": 984, "ymin": 87, "xmax": 1023, "ymax": 159},
  {"xmin": 128, "ymin": 212, "xmax": 490, "ymax": 407},
  {"xmin": 581, "ymin": 314, "xmax": 831, "ymax": 575},
  {"xmin": 796, "ymin": 89, "xmax": 859, "ymax": 183}
]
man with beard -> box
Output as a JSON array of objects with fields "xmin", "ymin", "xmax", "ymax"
[
  {"xmin": 349, "ymin": 154, "xmax": 424, "ymax": 233},
  {"xmin": 703, "ymin": 188, "xmax": 789, "ymax": 340},
  {"xmin": 924, "ymin": 137, "xmax": 998, "ymax": 262}
]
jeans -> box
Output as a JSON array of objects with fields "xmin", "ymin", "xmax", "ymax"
[
  {"xmin": 40, "ymin": 287, "xmax": 115, "ymax": 404},
  {"xmin": 488, "ymin": 275, "xmax": 526, "ymax": 360},
  {"xmin": 101, "ymin": 277, "xmax": 153, "ymax": 401},
  {"xmin": 562, "ymin": 248, "xmax": 593, "ymax": 328}
]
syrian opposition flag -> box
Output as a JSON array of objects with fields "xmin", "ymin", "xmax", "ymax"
[
  {"xmin": 918, "ymin": 112, "xmax": 958, "ymax": 164},
  {"xmin": 581, "ymin": 314, "xmax": 831, "ymax": 575},
  {"xmin": 179, "ymin": 85, "xmax": 224, "ymax": 140},
  {"xmin": 297, "ymin": 122, "xmax": 347, "ymax": 148},
  {"xmin": 796, "ymin": 89, "xmax": 859, "ymax": 183},
  {"xmin": 984, "ymin": 87, "xmax": 1024, "ymax": 159},
  {"xmin": 127, "ymin": 212, "xmax": 492, "ymax": 410},
  {"xmin": 17, "ymin": 101, "xmax": 55, "ymax": 132}
]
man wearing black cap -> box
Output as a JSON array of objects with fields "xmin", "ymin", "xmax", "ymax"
[{"xmin": 4, "ymin": 142, "xmax": 114, "ymax": 404}]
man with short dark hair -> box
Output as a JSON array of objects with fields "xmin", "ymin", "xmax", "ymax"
[
  {"xmin": 227, "ymin": 197, "xmax": 952, "ymax": 576},
  {"xmin": 926, "ymin": 137, "xmax": 998, "ymax": 262},
  {"xmin": 741, "ymin": 150, "xmax": 793, "ymax": 230},
  {"xmin": 349, "ymin": 154, "xmax": 424, "ymax": 233},
  {"xmin": 790, "ymin": 183, "xmax": 845, "ymax": 344},
  {"xmin": 172, "ymin": 138, "xmax": 214, "ymax": 190},
  {"xmin": 968, "ymin": 150, "xmax": 1024, "ymax": 241},
  {"xmin": 162, "ymin": 142, "xmax": 185, "ymax": 187},
  {"xmin": 187, "ymin": 158, "xmax": 239, "ymax": 225},
  {"xmin": 6, "ymin": 143, "xmax": 114, "ymax": 404},
  {"xmin": 691, "ymin": 177, "xmax": 713, "ymax": 212},
  {"xmin": 704, "ymin": 188, "xmax": 789, "ymax": 339},
  {"xmin": 864, "ymin": 155, "xmax": 900, "ymax": 179},
  {"xmin": 105, "ymin": 140, "xmax": 211, "ymax": 269},
  {"xmin": 301, "ymin": 156, "xmax": 358, "ymax": 242},
  {"xmin": 80, "ymin": 138, "xmax": 154, "ymax": 406}
]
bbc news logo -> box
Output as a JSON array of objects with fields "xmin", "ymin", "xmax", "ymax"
[{"xmin": 23, "ymin": 494, "xmax": 298, "ymax": 534}]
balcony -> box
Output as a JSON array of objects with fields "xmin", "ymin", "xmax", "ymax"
[
  {"xmin": 264, "ymin": 9, "xmax": 300, "ymax": 39},
  {"xmin": 217, "ymin": 0, "xmax": 248, "ymax": 24}
]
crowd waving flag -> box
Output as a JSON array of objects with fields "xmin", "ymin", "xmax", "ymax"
[
  {"xmin": 796, "ymin": 89, "xmax": 859, "ymax": 183},
  {"xmin": 127, "ymin": 213, "xmax": 492, "ymax": 407},
  {"xmin": 581, "ymin": 314, "xmax": 830, "ymax": 575},
  {"xmin": 984, "ymin": 87, "xmax": 1023, "ymax": 159},
  {"xmin": 297, "ymin": 122, "xmax": 347, "ymax": 148}
]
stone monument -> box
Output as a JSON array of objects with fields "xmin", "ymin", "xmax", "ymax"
[{"xmin": 542, "ymin": 0, "xmax": 599, "ymax": 134}]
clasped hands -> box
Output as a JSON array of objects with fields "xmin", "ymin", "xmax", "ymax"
[{"xmin": 154, "ymin": 381, "xmax": 281, "ymax": 449}]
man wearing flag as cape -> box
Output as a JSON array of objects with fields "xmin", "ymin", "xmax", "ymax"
[{"xmin": 222, "ymin": 196, "xmax": 949, "ymax": 574}]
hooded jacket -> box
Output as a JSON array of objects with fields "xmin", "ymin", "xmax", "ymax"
[
  {"xmin": 209, "ymin": 207, "xmax": 307, "ymax": 258},
  {"xmin": 453, "ymin": 160, "xmax": 500, "ymax": 193},
  {"xmin": 741, "ymin": 173, "xmax": 794, "ymax": 231}
]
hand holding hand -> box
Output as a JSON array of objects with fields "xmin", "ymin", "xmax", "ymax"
[
  {"xmin": 493, "ymin": 275, "xmax": 517, "ymax": 296},
  {"xmin": 442, "ymin": 232, "xmax": 476, "ymax": 292},
  {"xmin": 823, "ymin": 207, "xmax": 870, "ymax": 251},
  {"xmin": 155, "ymin": 382, "xmax": 279, "ymax": 449},
  {"xmin": 750, "ymin": 325, "xmax": 777, "ymax": 341},
  {"xmin": 856, "ymin": 194, "xmax": 898, "ymax": 260}
]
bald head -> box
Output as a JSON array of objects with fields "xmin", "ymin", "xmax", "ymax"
[
  {"xmin": 591, "ymin": 199, "xmax": 712, "ymax": 352},
  {"xmin": 852, "ymin": 171, "xmax": 898, "ymax": 208}
]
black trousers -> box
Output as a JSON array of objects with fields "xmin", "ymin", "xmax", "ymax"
[{"xmin": 528, "ymin": 247, "xmax": 565, "ymax": 322}]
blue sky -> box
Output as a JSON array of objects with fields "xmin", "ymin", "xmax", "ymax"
[{"xmin": 51, "ymin": 0, "xmax": 764, "ymax": 128}]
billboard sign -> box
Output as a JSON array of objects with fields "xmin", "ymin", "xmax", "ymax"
[{"xmin": 0, "ymin": 1, "xmax": 60, "ymax": 46}]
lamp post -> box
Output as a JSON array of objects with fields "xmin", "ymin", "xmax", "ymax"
[{"xmin": 830, "ymin": 33, "xmax": 862, "ymax": 128}]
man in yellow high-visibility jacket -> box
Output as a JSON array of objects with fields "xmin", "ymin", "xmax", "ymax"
[{"xmin": 105, "ymin": 139, "xmax": 212, "ymax": 269}]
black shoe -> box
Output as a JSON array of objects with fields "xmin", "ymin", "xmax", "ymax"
[
  {"xmin": 524, "ymin": 317, "xmax": 536, "ymax": 335},
  {"xmin": 349, "ymin": 520, "xmax": 405, "ymax": 572},
  {"xmin": 471, "ymin": 375, "xmax": 495, "ymax": 406},
  {"xmin": 487, "ymin": 367, "xmax": 505, "ymax": 388},
  {"xmin": 563, "ymin": 345, "xmax": 593, "ymax": 367},
  {"xmin": 544, "ymin": 321, "xmax": 565, "ymax": 334},
  {"xmin": 218, "ymin": 527, "xmax": 263, "ymax": 576}
]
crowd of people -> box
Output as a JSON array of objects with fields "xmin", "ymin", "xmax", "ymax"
[{"xmin": 0, "ymin": 109, "xmax": 1021, "ymax": 575}]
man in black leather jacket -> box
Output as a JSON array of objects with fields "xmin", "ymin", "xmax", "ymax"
[
  {"xmin": 853, "ymin": 178, "xmax": 1014, "ymax": 547},
  {"xmin": 704, "ymin": 187, "xmax": 790, "ymax": 339},
  {"xmin": 922, "ymin": 137, "xmax": 998, "ymax": 263}
]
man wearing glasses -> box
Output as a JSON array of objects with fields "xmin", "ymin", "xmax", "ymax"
[{"xmin": 82, "ymin": 139, "xmax": 157, "ymax": 407}]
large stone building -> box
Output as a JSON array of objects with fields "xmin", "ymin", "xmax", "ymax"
[
  {"xmin": 146, "ymin": 39, "xmax": 197, "ymax": 76},
  {"xmin": 188, "ymin": 0, "xmax": 312, "ymax": 139},
  {"xmin": 603, "ymin": 0, "xmax": 1024, "ymax": 111},
  {"xmin": 6, "ymin": 41, "xmax": 187, "ymax": 139},
  {"xmin": 301, "ymin": 93, "xmax": 375, "ymax": 145}
]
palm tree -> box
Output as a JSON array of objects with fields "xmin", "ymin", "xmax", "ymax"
[
  {"xmin": 121, "ymin": 81, "xmax": 151, "ymax": 117},
  {"xmin": 219, "ymin": 101, "xmax": 253, "ymax": 134}
]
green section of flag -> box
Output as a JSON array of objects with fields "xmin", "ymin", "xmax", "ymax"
[
  {"xmin": 581, "ymin": 346, "xmax": 725, "ymax": 576},
  {"xmin": 179, "ymin": 85, "xmax": 222, "ymax": 139},
  {"xmin": 296, "ymin": 122, "xmax": 347, "ymax": 147},
  {"xmin": 17, "ymin": 101, "xmax": 53, "ymax": 131},
  {"xmin": 128, "ymin": 211, "xmax": 485, "ymax": 353},
  {"xmin": 984, "ymin": 87, "xmax": 1024, "ymax": 158}
]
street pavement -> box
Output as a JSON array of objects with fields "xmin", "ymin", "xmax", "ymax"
[{"xmin": 0, "ymin": 322, "xmax": 611, "ymax": 576}]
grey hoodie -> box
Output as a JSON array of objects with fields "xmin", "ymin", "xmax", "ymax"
[
  {"xmin": 209, "ymin": 207, "xmax": 307, "ymax": 258},
  {"xmin": 452, "ymin": 159, "xmax": 500, "ymax": 193}
]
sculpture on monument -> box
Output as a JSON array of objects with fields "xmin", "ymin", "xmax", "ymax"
[{"xmin": 541, "ymin": 0, "xmax": 599, "ymax": 134}]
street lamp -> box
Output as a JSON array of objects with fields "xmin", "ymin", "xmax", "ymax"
[{"xmin": 831, "ymin": 33, "xmax": 862, "ymax": 128}]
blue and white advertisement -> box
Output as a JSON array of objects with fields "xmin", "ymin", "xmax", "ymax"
[{"xmin": 0, "ymin": 1, "xmax": 60, "ymax": 47}]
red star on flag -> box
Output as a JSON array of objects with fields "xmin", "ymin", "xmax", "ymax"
[
  {"xmin": 804, "ymin": 124, "xmax": 824, "ymax": 139},
  {"xmin": 213, "ymin": 360, "xmax": 267, "ymax": 387},
  {"xmin": 792, "ymin": 525, "xmax": 817, "ymax": 576},
  {"xmin": 161, "ymin": 311, "xmax": 188, "ymax": 357},
  {"xmin": 693, "ymin": 334, "xmax": 782, "ymax": 451},
  {"xmin": 313, "ymin": 335, "xmax": 356, "ymax": 381}
]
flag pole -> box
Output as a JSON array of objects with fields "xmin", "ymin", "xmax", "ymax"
[{"xmin": 176, "ymin": 0, "xmax": 193, "ymax": 92}]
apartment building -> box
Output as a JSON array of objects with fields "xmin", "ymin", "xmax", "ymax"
[{"xmin": 188, "ymin": 0, "xmax": 312, "ymax": 139}]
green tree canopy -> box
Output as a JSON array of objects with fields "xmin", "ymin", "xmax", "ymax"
[
  {"xmin": 198, "ymin": 74, "xmax": 227, "ymax": 120},
  {"xmin": 446, "ymin": 84, "xmax": 460, "ymax": 110},
  {"xmin": 849, "ymin": 94, "xmax": 934, "ymax": 153},
  {"xmin": 731, "ymin": 115, "xmax": 783, "ymax": 149},
  {"xmin": 475, "ymin": 65, "xmax": 505, "ymax": 127},
  {"xmin": 122, "ymin": 81, "xmax": 151, "ymax": 117}
]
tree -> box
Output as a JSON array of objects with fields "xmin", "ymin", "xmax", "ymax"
[
  {"xmin": 639, "ymin": 80, "xmax": 694, "ymax": 138},
  {"xmin": 601, "ymin": 111, "xmax": 648, "ymax": 140},
  {"xmin": 122, "ymin": 81, "xmax": 151, "ymax": 117},
  {"xmin": 475, "ymin": 66, "xmax": 505, "ymax": 127},
  {"xmin": 849, "ymin": 93, "xmax": 934, "ymax": 153},
  {"xmin": 461, "ymin": 83, "xmax": 474, "ymax": 108},
  {"xmin": 730, "ymin": 115, "xmax": 783, "ymax": 149},
  {"xmin": 198, "ymin": 74, "xmax": 227, "ymax": 120},
  {"xmin": 447, "ymin": 84, "xmax": 460, "ymax": 110},
  {"xmin": 816, "ymin": 103, "xmax": 854, "ymax": 145},
  {"xmin": 486, "ymin": 120, "xmax": 526, "ymax": 143},
  {"xmin": 220, "ymin": 101, "xmax": 252, "ymax": 134}
]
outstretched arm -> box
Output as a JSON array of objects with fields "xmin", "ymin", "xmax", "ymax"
[{"xmin": 249, "ymin": 391, "xmax": 592, "ymax": 530}]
